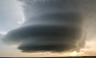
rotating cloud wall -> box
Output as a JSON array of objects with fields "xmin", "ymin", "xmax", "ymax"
[{"xmin": 2, "ymin": 0, "xmax": 96, "ymax": 53}]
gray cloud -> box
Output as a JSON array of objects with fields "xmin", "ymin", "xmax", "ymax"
[{"xmin": 2, "ymin": 0, "xmax": 96, "ymax": 53}]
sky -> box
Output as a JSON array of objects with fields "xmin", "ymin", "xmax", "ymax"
[
  {"xmin": 1, "ymin": 0, "xmax": 96, "ymax": 57},
  {"xmin": 0, "ymin": 0, "xmax": 68, "ymax": 57},
  {"xmin": 0, "ymin": 0, "xmax": 24, "ymax": 57}
]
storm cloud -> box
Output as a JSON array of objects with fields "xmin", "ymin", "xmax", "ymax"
[{"xmin": 2, "ymin": 0, "xmax": 96, "ymax": 53}]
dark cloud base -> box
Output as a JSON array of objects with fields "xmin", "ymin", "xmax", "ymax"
[
  {"xmin": 18, "ymin": 44, "xmax": 76, "ymax": 53},
  {"xmin": 2, "ymin": 25, "xmax": 83, "ymax": 52}
]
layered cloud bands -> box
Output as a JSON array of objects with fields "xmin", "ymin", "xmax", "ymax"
[{"xmin": 3, "ymin": 0, "xmax": 96, "ymax": 53}]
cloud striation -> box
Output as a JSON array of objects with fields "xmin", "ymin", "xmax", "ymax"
[{"xmin": 2, "ymin": 0, "xmax": 96, "ymax": 53}]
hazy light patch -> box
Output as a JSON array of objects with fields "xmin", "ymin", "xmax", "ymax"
[
  {"xmin": 17, "ymin": 18, "xmax": 25, "ymax": 25},
  {"xmin": 11, "ymin": 45, "xmax": 18, "ymax": 48},
  {"xmin": 0, "ymin": 31, "xmax": 7, "ymax": 35},
  {"xmin": 75, "ymin": 38, "xmax": 96, "ymax": 56},
  {"xmin": 53, "ymin": 38, "xmax": 96, "ymax": 56},
  {"xmin": 34, "ymin": 51, "xmax": 79, "ymax": 56},
  {"xmin": 69, "ymin": 51, "xmax": 78, "ymax": 56}
]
